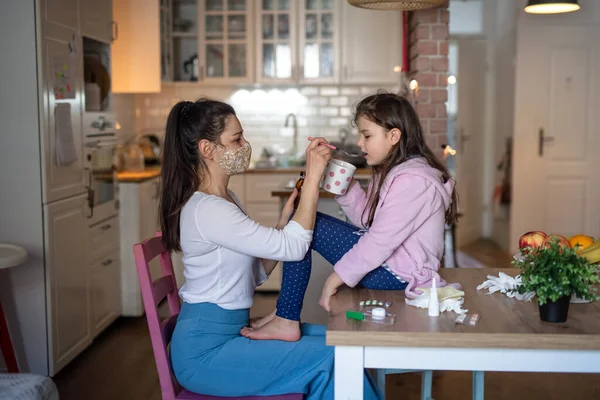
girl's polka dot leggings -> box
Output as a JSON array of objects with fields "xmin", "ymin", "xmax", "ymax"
[{"xmin": 275, "ymin": 212, "xmax": 408, "ymax": 321}]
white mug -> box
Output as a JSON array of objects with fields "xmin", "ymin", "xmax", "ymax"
[{"xmin": 323, "ymin": 159, "xmax": 357, "ymax": 195}]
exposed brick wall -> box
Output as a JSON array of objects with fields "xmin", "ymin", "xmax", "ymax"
[{"xmin": 408, "ymin": 5, "xmax": 449, "ymax": 161}]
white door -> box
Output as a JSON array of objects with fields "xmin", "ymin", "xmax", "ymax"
[
  {"xmin": 340, "ymin": 1, "xmax": 402, "ymax": 84},
  {"xmin": 45, "ymin": 194, "xmax": 91, "ymax": 375},
  {"xmin": 454, "ymin": 39, "xmax": 486, "ymax": 247},
  {"xmin": 81, "ymin": 0, "xmax": 113, "ymax": 43},
  {"xmin": 511, "ymin": 24, "xmax": 600, "ymax": 254},
  {"xmin": 40, "ymin": 7, "xmax": 86, "ymax": 204}
]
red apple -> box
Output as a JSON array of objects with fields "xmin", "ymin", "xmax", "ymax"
[
  {"xmin": 519, "ymin": 231, "xmax": 547, "ymax": 253},
  {"xmin": 542, "ymin": 234, "xmax": 571, "ymax": 251}
]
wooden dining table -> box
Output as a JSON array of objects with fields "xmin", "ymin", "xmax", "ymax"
[{"xmin": 327, "ymin": 268, "xmax": 600, "ymax": 400}]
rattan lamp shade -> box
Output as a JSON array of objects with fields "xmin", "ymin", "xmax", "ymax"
[{"xmin": 347, "ymin": 0, "xmax": 446, "ymax": 10}]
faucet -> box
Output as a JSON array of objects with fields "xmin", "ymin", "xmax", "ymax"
[
  {"xmin": 338, "ymin": 128, "xmax": 349, "ymax": 148},
  {"xmin": 284, "ymin": 113, "xmax": 298, "ymax": 155}
]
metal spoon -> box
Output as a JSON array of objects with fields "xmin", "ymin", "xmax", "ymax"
[{"xmin": 307, "ymin": 136, "xmax": 363, "ymax": 158}]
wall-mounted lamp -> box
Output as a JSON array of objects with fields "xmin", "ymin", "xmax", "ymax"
[
  {"xmin": 524, "ymin": 0, "xmax": 580, "ymax": 14},
  {"xmin": 447, "ymin": 75, "xmax": 457, "ymax": 85},
  {"xmin": 409, "ymin": 79, "xmax": 419, "ymax": 96},
  {"xmin": 441, "ymin": 144, "xmax": 456, "ymax": 160}
]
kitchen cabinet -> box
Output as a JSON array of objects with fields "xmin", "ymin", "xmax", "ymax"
[
  {"xmin": 88, "ymin": 216, "xmax": 120, "ymax": 337},
  {"xmin": 112, "ymin": 0, "xmax": 161, "ymax": 93},
  {"xmin": 39, "ymin": 18, "xmax": 86, "ymax": 204},
  {"xmin": 118, "ymin": 0, "xmax": 402, "ymax": 86},
  {"xmin": 44, "ymin": 194, "xmax": 91, "ymax": 375},
  {"xmin": 44, "ymin": 0, "xmax": 79, "ymax": 32},
  {"xmin": 89, "ymin": 250, "xmax": 121, "ymax": 337},
  {"xmin": 340, "ymin": 1, "xmax": 403, "ymax": 84},
  {"xmin": 198, "ymin": 0, "xmax": 254, "ymax": 84},
  {"xmin": 254, "ymin": 0, "xmax": 297, "ymax": 84},
  {"xmin": 297, "ymin": 0, "xmax": 340, "ymax": 84},
  {"xmin": 255, "ymin": 0, "xmax": 340, "ymax": 84},
  {"xmin": 119, "ymin": 177, "xmax": 162, "ymax": 316},
  {"xmin": 161, "ymin": 0, "xmax": 254, "ymax": 84},
  {"xmin": 81, "ymin": 0, "xmax": 114, "ymax": 44}
]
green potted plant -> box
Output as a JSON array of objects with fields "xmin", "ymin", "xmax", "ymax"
[{"xmin": 513, "ymin": 237, "xmax": 600, "ymax": 323}]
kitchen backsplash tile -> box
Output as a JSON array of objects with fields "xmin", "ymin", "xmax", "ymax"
[{"xmin": 133, "ymin": 83, "xmax": 400, "ymax": 160}]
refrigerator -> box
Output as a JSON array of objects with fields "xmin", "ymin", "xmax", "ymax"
[{"xmin": 0, "ymin": 0, "xmax": 119, "ymax": 376}]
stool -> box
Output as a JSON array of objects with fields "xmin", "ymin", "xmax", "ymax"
[{"xmin": 0, "ymin": 243, "xmax": 28, "ymax": 373}]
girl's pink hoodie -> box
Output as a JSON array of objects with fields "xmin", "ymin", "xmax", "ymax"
[{"xmin": 334, "ymin": 157, "xmax": 460, "ymax": 298}]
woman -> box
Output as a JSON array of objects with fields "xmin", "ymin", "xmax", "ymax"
[{"xmin": 159, "ymin": 98, "xmax": 381, "ymax": 400}]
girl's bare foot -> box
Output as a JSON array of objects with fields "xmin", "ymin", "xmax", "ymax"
[
  {"xmin": 241, "ymin": 316, "xmax": 301, "ymax": 342},
  {"xmin": 250, "ymin": 309, "xmax": 276, "ymax": 329}
]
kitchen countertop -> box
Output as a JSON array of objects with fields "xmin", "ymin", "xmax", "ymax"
[
  {"xmin": 246, "ymin": 167, "xmax": 373, "ymax": 177},
  {"xmin": 115, "ymin": 166, "xmax": 372, "ymax": 182},
  {"xmin": 117, "ymin": 167, "xmax": 161, "ymax": 182}
]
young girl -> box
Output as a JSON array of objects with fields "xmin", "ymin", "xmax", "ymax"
[
  {"xmin": 160, "ymin": 99, "xmax": 382, "ymax": 399},
  {"xmin": 244, "ymin": 92, "xmax": 459, "ymax": 341}
]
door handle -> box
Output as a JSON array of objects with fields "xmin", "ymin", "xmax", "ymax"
[{"xmin": 538, "ymin": 128, "xmax": 555, "ymax": 156}]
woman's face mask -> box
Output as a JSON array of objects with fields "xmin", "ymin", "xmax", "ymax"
[{"xmin": 217, "ymin": 142, "xmax": 252, "ymax": 175}]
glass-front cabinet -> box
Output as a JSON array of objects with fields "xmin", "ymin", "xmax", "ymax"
[
  {"xmin": 199, "ymin": 0, "xmax": 253, "ymax": 83},
  {"xmin": 255, "ymin": 0, "xmax": 296, "ymax": 84},
  {"xmin": 298, "ymin": 0, "xmax": 339, "ymax": 83},
  {"xmin": 161, "ymin": 0, "xmax": 340, "ymax": 84},
  {"xmin": 255, "ymin": 0, "xmax": 339, "ymax": 84},
  {"xmin": 161, "ymin": 0, "xmax": 253, "ymax": 83}
]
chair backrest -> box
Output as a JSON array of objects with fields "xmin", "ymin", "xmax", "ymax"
[{"xmin": 133, "ymin": 232, "xmax": 182, "ymax": 400}]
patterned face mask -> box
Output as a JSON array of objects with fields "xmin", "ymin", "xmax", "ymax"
[{"xmin": 217, "ymin": 142, "xmax": 252, "ymax": 176}]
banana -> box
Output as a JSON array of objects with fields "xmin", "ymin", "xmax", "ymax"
[{"xmin": 578, "ymin": 242, "xmax": 600, "ymax": 263}]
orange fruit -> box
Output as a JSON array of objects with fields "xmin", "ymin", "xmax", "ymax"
[{"xmin": 569, "ymin": 234, "xmax": 594, "ymax": 251}]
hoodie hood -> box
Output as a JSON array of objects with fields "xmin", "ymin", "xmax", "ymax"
[{"xmin": 378, "ymin": 157, "xmax": 455, "ymax": 211}]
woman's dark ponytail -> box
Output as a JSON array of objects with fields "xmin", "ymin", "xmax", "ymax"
[{"xmin": 159, "ymin": 99, "xmax": 235, "ymax": 252}]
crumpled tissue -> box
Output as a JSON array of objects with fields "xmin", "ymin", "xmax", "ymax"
[
  {"xmin": 405, "ymin": 286, "xmax": 468, "ymax": 314},
  {"xmin": 476, "ymin": 272, "xmax": 535, "ymax": 301}
]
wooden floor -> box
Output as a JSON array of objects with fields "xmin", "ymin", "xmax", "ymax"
[{"xmin": 53, "ymin": 240, "xmax": 600, "ymax": 400}]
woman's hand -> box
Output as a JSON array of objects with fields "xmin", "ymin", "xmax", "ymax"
[
  {"xmin": 304, "ymin": 137, "xmax": 332, "ymax": 186},
  {"xmin": 319, "ymin": 272, "xmax": 345, "ymax": 312},
  {"xmin": 276, "ymin": 189, "xmax": 297, "ymax": 229}
]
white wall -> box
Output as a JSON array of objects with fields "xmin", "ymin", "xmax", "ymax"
[{"xmin": 0, "ymin": 1, "xmax": 48, "ymax": 374}]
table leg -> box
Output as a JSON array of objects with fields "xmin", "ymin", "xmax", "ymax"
[
  {"xmin": 335, "ymin": 346, "xmax": 364, "ymax": 400},
  {"xmin": 472, "ymin": 371, "xmax": 484, "ymax": 400},
  {"xmin": 0, "ymin": 301, "xmax": 19, "ymax": 372}
]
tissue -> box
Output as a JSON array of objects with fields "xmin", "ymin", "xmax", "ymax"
[
  {"xmin": 406, "ymin": 286, "xmax": 468, "ymax": 314},
  {"xmin": 476, "ymin": 272, "xmax": 535, "ymax": 301}
]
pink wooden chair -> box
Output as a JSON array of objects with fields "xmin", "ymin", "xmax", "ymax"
[{"xmin": 133, "ymin": 233, "xmax": 304, "ymax": 400}]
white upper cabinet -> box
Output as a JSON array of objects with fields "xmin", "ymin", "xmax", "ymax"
[
  {"xmin": 81, "ymin": 0, "xmax": 114, "ymax": 44},
  {"xmin": 43, "ymin": 0, "xmax": 79, "ymax": 32},
  {"xmin": 255, "ymin": 0, "xmax": 297, "ymax": 84},
  {"xmin": 111, "ymin": 0, "xmax": 161, "ymax": 93},
  {"xmin": 112, "ymin": 0, "xmax": 405, "ymax": 87},
  {"xmin": 297, "ymin": 0, "xmax": 340, "ymax": 84},
  {"xmin": 341, "ymin": 1, "xmax": 403, "ymax": 84},
  {"xmin": 198, "ymin": 0, "xmax": 254, "ymax": 84}
]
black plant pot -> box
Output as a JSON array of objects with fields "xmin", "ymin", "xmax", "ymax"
[{"xmin": 539, "ymin": 295, "xmax": 570, "ymax": 323}]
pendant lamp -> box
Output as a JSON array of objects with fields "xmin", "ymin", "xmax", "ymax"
[
  {"xmin": 347, "ymin": 0, "xmax": 446, "ymax": 11},
  {"xmin": 524, "ymin": 0, "xmax": 580, "ymax": 14}
]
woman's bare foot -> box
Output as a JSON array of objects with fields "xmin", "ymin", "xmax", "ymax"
[
  {"xmin": 241, "ymin": 316, "xmax": 301, "ymax": 342},
  {"xmin": 250, "ymin": 310, "xmax": 276, "ymax": 329}
]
